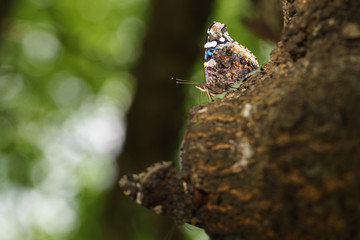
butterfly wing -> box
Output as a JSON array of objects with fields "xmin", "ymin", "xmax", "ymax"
[
  {"xmin": 201, "ymin": 22, "xmax": 259, "ymax": 96},
  {"xmin": 204, "ymin": 22, "xmax": 233, "ymax": 84}
]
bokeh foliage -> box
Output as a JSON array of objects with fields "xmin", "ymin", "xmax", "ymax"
[
  {"xmin": 0, "ymin": 0, "xmax": 273, "ymax": 239},
  {"xmin": 0, "ymin": 0, "xmax": 146, "ymax": 239}
]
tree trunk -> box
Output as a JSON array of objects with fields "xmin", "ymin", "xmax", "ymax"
[{"xmin": 120, "ymin": 0, "xmax": 360, "ymax": 239}]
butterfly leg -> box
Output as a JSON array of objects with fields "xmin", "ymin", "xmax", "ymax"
[{"xmin": 206, "ymin": 88, "xmax": 213, "ymax": 102}]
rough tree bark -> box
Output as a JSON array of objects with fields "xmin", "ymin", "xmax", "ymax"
[{"xmin": 120, "ymin": 0, "xmax": 360, "ymax": 239}]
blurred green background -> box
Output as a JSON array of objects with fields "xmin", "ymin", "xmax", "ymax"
[{"xmin": 0, "ymin": 0, "xmax": 275, "ymax": 239}]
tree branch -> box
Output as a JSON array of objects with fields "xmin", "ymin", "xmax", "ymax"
[{"xmin": 120, "ymin": 0, "xmax": 360, "ymax": 239}]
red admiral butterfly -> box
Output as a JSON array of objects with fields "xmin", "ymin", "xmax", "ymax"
[{"xmin": 197, "ymin": 21, "xmax": 259, "ymax": 100}]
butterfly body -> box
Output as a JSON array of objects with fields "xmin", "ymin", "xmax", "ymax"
[{"xmin": 196, "ymin": 22, "xmax": 259, "ymax": 99}]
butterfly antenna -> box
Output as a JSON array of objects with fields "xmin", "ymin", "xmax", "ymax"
[{"xmin": 171, "ymin": 77, "xmax": 198, "ymax": 85}]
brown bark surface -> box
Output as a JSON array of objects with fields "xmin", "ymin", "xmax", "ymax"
[{"xmin": 120, "ymin": 0, "xmax": 360, "ymax": 239}]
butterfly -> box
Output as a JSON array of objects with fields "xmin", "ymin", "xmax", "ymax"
[{"xmin": 196, "ymin": 21, "xmax": 259, "ymax": 101}]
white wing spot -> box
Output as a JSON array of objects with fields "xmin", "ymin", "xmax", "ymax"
[
  {"xmin": 204, "ymin": 59, "xmax": 217, "ymax": 68},
  {"xmin": 204, "ymin": 41, "xmax": 217, "ymax": 48},
  {"xmin": 219, "ymin": 37, "xmax": 225, "ymax": 42}
]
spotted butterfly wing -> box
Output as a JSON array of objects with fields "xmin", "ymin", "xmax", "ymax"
[{"xmin": 196, "ymin": 22, "xmax": 259, "ymax": 99}]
